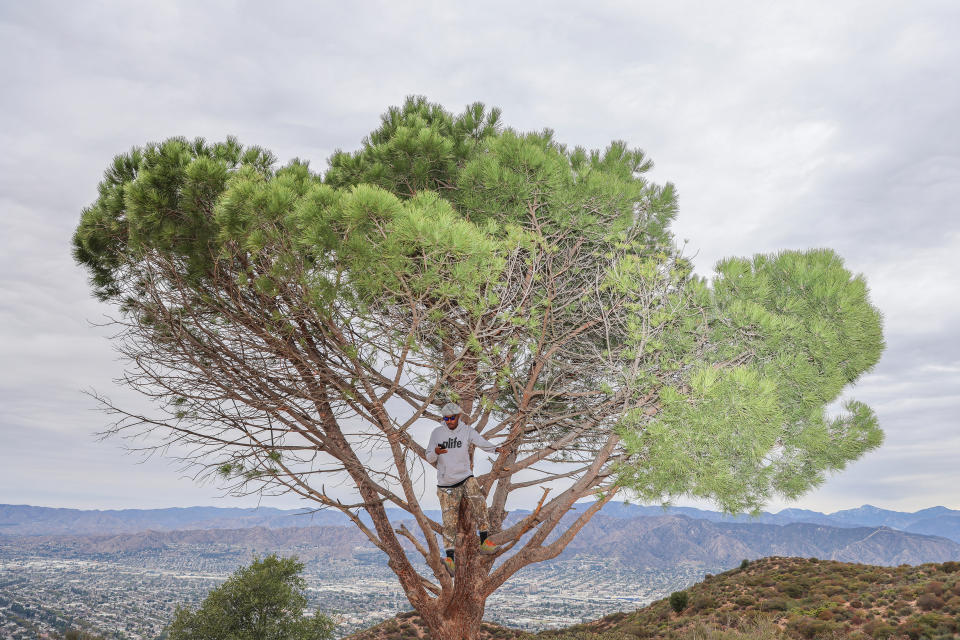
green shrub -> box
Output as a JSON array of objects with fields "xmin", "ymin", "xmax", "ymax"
[
  {"xmin": 166, "ymin": 555, "xmax": 335, "ymax": 640},
  {"xmin": 863, "ymin": 620, "xmax": 898, "ymax": 639},
  {"xmin": 924, "ymin": 580, "xmax": 945, "ymax": 595},
  {"xmin": 740, "ymin": 559, "xmax": 750, "ymax": 570},
  {"xmin": 691, "ymin": 594, "xmax": 718, "ymax": 612},
  {"xmin": 669, "ymin": 590, "xmax": 689, "ymax": 614},
  {"xmin": 941, "ymin": 561, "xmax": 959, "ymax": 573},
  {"xmin": 778, "ymin": 582, "xmax": 804, "ymax": 598},
  {"xmin": 618, "ymin": 621, "xmax": 646, "ymax": 637},
  {"xmin": 792, "ymin": 617, "xmax": 838, "ymax": 639},
  {"xmin": 734, "ymin": 595, "xmax": 757, "ymax": 607},
  {"xmin": 761, "ymin": 598, "xmax": 788, "ymax": 611},
  {"xmin": 897, "ymin": 613, "xmax": 957, "ymax": 640},
  {"xmin": 917, "ymin": 593, "xmax": 945, "ymax": 611}
]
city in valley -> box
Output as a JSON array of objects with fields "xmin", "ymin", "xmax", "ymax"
[
  {"xmin": 0, "ymin": 545, "xmax": 713, "ymax": 639},
  {"xmin": 4, "ymin": 502, "xmax": 960, "ymax": 639}
]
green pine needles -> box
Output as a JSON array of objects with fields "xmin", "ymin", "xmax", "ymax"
[
  {"xmin": 617, "ymin": 250, "xmax": 884, "ymax": 512},
  {"xmin": 73, "ymin": 96, "xmax": 883, "ymax": 517},
  {"xmin": 72, "ymin": 97, "xmax": 884, "ymax": 635}
]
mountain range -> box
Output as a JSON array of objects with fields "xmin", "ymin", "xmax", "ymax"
[
  {"xmin": 576, "ymin": 502, "xmax": 960, "ymax": 542},
  {"xmin": 3, "ymin": 511, "xmax": 959, "ymax": 568},
  {"xmin": 3, "ymin": 502, "xmax": 960, "ymax": 542}
]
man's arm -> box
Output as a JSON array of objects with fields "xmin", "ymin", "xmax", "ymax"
[{"xmin": 469, "ymin": 428, "xmax": 501, "ymax": 453}]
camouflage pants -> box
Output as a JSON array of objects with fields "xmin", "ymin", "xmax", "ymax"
[{"xmin": 437, "ymin": 476, "xmax": 490, "ymax": 550}]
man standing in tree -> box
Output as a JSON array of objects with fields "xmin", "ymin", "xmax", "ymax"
[{"xmin": 426, "ymin": 402, "xmax": 504, "ymax": 576}]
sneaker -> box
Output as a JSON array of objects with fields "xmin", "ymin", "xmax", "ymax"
[
  {"xmin": 443, "ymin": 556, "xmax": 455, "ymax": 576},
  {"xmin": 479, "ymin": 538, "xmax": 498, "ymax": 555}
]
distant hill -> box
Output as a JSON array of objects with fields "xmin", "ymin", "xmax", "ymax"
[
  {"xmin": 569, "ymin": 502, "xmax": 960, "ymax": 543},
  {"xmin": 4, "ymin": 513, "xmax": 959, "ymax": 568},
  {"xmin": 0, "ymin": 524, "xmax": 369, "ymax": 561},
  {"xmin": 0, "ymin": 504, "xmax": 440, "ymax": 536},
  {"xmin": 553, "ymin": 514, "xmax": 960, "ymax": 567},
  {"xmin": 347, "ymin": 557, "xmax": 960, "ymax": 639},
  {"xmin": 0, "ymin": 504, "xmax": 345, "ymax": 535},
  {"xmin": 4, "ymin": 502, "xmax": 960, "ymax": 542}
]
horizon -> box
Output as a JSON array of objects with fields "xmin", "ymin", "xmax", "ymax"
[{"xmin": 4, "ymin": 500, "xmax": 957, "ymax": 517}]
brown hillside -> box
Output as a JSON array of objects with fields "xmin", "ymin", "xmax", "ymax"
[
  {"xmin": 540, "ymin": 557, "xmax": 960, "ymax": 639},
  {"xmin": 347, "ymin": 557, "xmax": 960, "ymax": 639}
]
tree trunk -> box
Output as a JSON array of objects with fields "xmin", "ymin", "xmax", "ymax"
[
  {"xmin": 420, "ymin": 495, "xmax": 489, "ymax": 640},
  {"xmin": 432, "ymin": 601, "xmax": 485, "ymax": 640}
]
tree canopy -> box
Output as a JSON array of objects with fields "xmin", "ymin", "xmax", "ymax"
[
  {"xmin": 166, "ymin": 555, "xmax": 335, "ymax": 640},
  {"xmin": 73, "ymin": 96, "xmax": 884, "ymax": 640}
]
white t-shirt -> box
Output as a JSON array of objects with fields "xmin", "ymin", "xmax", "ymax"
[{"xmin": 425, "ymin": 422, "xmax": 498, "ymax": 487}]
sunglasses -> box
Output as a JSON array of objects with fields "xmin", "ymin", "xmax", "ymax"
[{"xmin": 442, "ymin": 415, "xmax": 458, "ymax": 422}]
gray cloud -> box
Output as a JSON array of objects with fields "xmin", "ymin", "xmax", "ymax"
[{"xmin": 1, "ymin": 0, "xmax": 957, "ymax": 513}]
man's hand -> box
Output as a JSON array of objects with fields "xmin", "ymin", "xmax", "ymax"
[{"xmin": 434, "ymin": 445, "xmax": 448, "ymax": 455}]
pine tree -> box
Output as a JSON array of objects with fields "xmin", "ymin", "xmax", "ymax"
[
  {"xmin": 166, "ymin": 555, "xmax": 334, "ymax": 640},
  {"xmin": 73, "ymin": 96, "xmax": 884, "ymax": 640}
]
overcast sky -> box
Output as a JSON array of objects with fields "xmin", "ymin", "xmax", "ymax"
[{"xmin": 1, "ymin": 1, "xmax": 957, "ymax": 514}]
